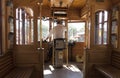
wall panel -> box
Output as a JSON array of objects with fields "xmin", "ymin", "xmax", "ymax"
[{"xmin": 0, "ymin": 0, "xmax": 2, "ymax": 54}]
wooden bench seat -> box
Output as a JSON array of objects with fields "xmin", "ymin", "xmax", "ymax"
[
  {"xmin": 95, "ymin": 65, "xmax": 120, "ymax": 78},
  {"xmin": 94, "ymin": 50, "xmax": 120, "ymax": 78},
  {"xmin": 4, "ymin": 67, "xmax": 34, "ymax": 78},
  {"xmin": 0, "ymin": 52, "xmax": 34, "ymax": 78}
]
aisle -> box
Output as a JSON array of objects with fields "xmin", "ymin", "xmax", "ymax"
[{"xmin": 44, "ymin": 64, "xmax": 83, "ymax": 78}]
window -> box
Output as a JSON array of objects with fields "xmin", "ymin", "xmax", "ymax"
[
  {"xmin": 95, "ymin": 10, "xmax": 108, "ymax": 45},
  {"xmin": 16, "ymin": 7, "xmax": 34, "ymax": 45},
  {"xmin": 68, "ymin": 22, "xmax": 85, "ymax": 42},
  {"xmin": 37, "ymin": 19, "xmax": 49, "ymax": 41},
  {"xmin": 0, "ymin": 1, "xmax": 2, "ymax": 54}
]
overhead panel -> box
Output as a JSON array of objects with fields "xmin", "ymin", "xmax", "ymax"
[
  {"xmin": 51, "ymin": 7, "xmax": 68, "ymax": 19},
  {"xmin": 50, "ymin": 0, "xmax": 73, "ymax": 7},
  {"xmin": 13, "ymin": 0, "xmax": 43, "ymax": 6},
  {"xmin": 70, "ymin": 0, "xmax": 86, "ymax": 9},
  {"xmin": 42, "ymin": 0, "xmax": 50, "ymax": 7}
]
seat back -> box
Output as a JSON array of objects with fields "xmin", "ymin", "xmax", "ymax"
[
  {"xmin": 111, "ymin": 50, "xmax": 120, "ymax": 69},
  {"xmin": 0, "ymin": 52, "xmax": 14, "ymax": 77}
]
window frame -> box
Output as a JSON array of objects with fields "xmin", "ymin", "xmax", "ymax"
[
  {"xmin": 95, "ymin": 10, "xmax": 108, "ymax": 45},
  {"xmin": 15, "ymin": 8, "xmax": 34, "ymax": 45}
]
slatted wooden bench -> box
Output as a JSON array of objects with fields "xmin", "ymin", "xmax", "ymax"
[
  {"xmin": 0, "ymin": 52, "xmax": 34, "ymax": 78},
  {"xmin": 94, "ymin": 50, "xmax": 120, "ymax": 78}
]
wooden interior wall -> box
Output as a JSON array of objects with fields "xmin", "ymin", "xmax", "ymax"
[
  {"xmin": 68, "ymin": 9, "xmax": 81, "ymax": 20},
  {"xmin": 82, "ymin": 0, "xmax": 112, "ymax": 78},
  {"xmin": 72, "ymin": 42, "xmax": 84, "ymax": 61},
  {"xmin": 111, "ymin": 0, "xmax": 120, "ymax": 5},
  {"xmin": 84, "ymin": 47, "xmax": 111, "ymax": 78},
  {"xmin": 14, "ymin": 46, "xmax": 43, "ymax": 78},
  {"xmin": 0, "ymin": 0, "xmax": 2, "ymax": 54},
  {"xmin": 1, "ymin": 0, "xmax": 8, "ymax": 53},
  {"xmin": 119, "ymin": 4, "xmax": 120, "ymax": 49},
  {"xmin": 90, "ymin": 0, "xmax": 110, "ymax": 48},
  {"xmin": 13, "ymin": 5, "xmax": 44, "ymax": 78}
]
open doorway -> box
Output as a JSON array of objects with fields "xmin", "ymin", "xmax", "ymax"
[
  {"xmin": 43, "ymin": 20, "xmax": 85, "ymax": 78},
  {"xmin": 68, "ymin": 21, "xmax": 85, "ymax": 69}
]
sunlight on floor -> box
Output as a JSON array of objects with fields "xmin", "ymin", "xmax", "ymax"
[
  {"xmin": 49, "ymin": 65, "xmax": 55, "ymax": 71},
  {"xmin": 63, "ymin": 64, "xmax": 81, "ymax": 72},
  {"xmin": 44, "ymin": 70, "xmax": 52, "ymax": 75},
  {"xmin": 44, "ymin": 64, "xmax": 83, "ymax": 78},
  {"xmin": 44, "ymin": 64, "xmax": 81, "ymax": 75},
  {"xmin": 44, "ymin": 65, "xmax": 54, "ymax": 75}
]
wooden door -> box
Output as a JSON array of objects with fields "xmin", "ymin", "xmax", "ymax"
[
  {"xmin": 14, "ymin": 7, "xmax": 43, "ymax": 78},
  {"xmin": 14, "ymin": 45, "xmax": 43, "ymax": 78}
]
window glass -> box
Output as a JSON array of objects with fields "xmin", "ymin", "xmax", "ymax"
[
  {"xmin": 103, "ymin": 22, "xmax": 107, "ymax": 44},
  {"xmin": 95, "ymin": 10, "xmax": 108, "ymax": 45},
  {"xmin": 104, "ymin": 11, "xmax": 108, "ymax": 21},
  {"xmin": 98, "ymin": 24, "xmax": 102, "ymax": 44},
  {"xmin": 68, "ymin": 22, "xmax": 85, "ymax": 42},
  {"xmin": 99, "ymin": 12, "xmax": 102, "ymax": 23},
  {"xmin": 16, "ymin": 8, "xmax": 34, "ymax": 45},
  {"xmin": 38, "ymin": 20, "xmax": 49, "ymax": 41}
]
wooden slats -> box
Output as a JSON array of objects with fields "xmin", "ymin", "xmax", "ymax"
[
  {"xmin": 0, "ymin": 52, "xmax": 14, "ymax": 78},
  {"xmin": 95, "ymin": 65, "xmax": 120, "ymax": 78},
  {"xmin": 0, "ymin": 55, "xmax": 13, "ymax": 64},
  {"xmin": 94, "ymin": 50, "xmax": 120, "ymax": 78},
  {"xmin": 4, "ymin": 67, "xmax": 34, "ymax": 78},
  {"xmin": 0, "ymin": 64, "xmax": 13, "ymax": 78},
  {"xmin": 0, "ymin": 52, "xmax": 34, "ymax": 78},
  {"xmin": 111, "ymin": 51, "xmax": 120, "ymax": 69},
  {"xmin": 0, "ymin": 58, "xmax": 13, "ymax": 67}
]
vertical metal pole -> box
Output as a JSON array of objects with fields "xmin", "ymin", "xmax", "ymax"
[
  {"xmin": 65, "ymin": 6, "xmax": 68, "ymax": 65},
  {"xmin": 40, "ymin": 3, "xmax": 42, "ymax": 48},
  {"xmin": 85, "ymin": 19, "xmax": 88, "ymax": 48},
  {"xmin": 65, "ymin": 20, "xmax": 68, "ymax": 65},
  {"xmin": 52, "ymin": 8, "xmax": 55, "ymax": 65},
  {"xmin": 49, "ymin": 20, "xmax": 52, "ymax": 41},
  {"xmin": 39, "ymin": 3, "xmax": 44, "ymax": 68},
  {"xmin": 38, "ymin": 3, "xmax": 44, "ymax": 78},
  {"xmin": 83, "ymin": 48, "xmax": 88, "ymax": 78}
]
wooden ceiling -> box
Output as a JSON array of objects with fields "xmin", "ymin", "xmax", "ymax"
[
  {"xmin": 13, "ymin": 0, "xmax": 86, "ymax": 19},
  {"xmin": 13, "ymin": 0, "xmax": 86, "ymax": 9},
  {"xmin": 111, "ymin": 0, "xmax": 120, "ymax": 5}
]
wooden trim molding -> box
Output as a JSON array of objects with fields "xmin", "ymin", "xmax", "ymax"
[{"xmin": 0, "ymin": 0, "xmax": 2, "ymax": 54}]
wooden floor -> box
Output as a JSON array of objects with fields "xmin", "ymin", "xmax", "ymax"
[{"xmin": 44, "ymin": 63, "xmax": 83, "ymax": 78}]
